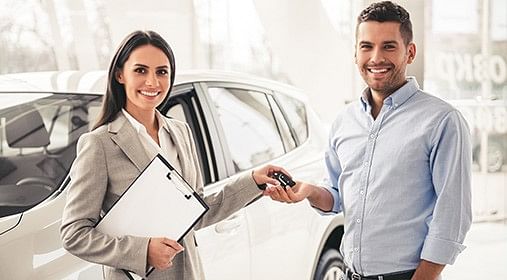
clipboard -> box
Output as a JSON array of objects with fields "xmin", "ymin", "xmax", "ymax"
[{"xmin": 95, "ymin": 154, "xmax": 209, "ymax": 279}]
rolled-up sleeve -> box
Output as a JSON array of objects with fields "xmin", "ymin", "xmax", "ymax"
[
  {"xmin": 422, "ymin": 110, "xmax": 472, "ymax": 264},
  {"xmin": 318, "ymin": 120, "xmax": 343, "ymax": 214}
]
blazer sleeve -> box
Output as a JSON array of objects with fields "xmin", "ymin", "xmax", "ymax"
[
  {"xmin": 60, "ymin": 132, "xmax": 150, "ymax": 277},
  {"xmin": 180, "ymin": 123, "xmax": 262, "ymax": 230}
]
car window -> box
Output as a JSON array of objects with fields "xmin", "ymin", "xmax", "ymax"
[
  {"xmin": 274, "ymin": 92, "xmax": 308, "ymax": 144},
  {"xmin": 207, "ymin": 87, "xmax": 285, "ymax": 172},
  {"xmin": 0, "ymin": 93, "xmax": 102, "ymax": 218},
  {"xmin": 268, "ymin": 94, "xmax": 296, "ymax": 151},
  {"xmin": 162, "ymin": 85, "xmax": 217, "ymax": 185}
]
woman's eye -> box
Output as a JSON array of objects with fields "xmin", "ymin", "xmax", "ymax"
[
  {"xmin": 157, "ymin": 69, "xmax": 168, "ymax": 75},
  {"xmin": 134, "ymin": 68, "xmax": 146, "ymax": 74}
]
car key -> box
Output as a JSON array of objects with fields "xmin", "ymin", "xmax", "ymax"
[{"xmin": 271, "ymin": 171, "xmax": 296, "ymax": 189}]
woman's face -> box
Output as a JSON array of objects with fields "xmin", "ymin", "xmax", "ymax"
[{"xmin": 116, "ymin": 44, "xmax": 171, "ymax": 116}]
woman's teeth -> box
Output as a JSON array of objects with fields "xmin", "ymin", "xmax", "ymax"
[{"xmin": 140, "ymin": 90, "xmax": 159, "ymax": 97}]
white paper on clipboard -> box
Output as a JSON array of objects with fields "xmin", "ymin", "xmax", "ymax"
[{"xmin": 95, "ymin": 154, "xmax": 208, "ymax": 279}]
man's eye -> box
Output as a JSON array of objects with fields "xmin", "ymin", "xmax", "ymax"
[
  {"xmin": 384, "ymin": 45, "xmax": 395, "ymax": 50},
  {"xmin": 360, "ymin": 45, "xmax": 372, "ymax": 50}
]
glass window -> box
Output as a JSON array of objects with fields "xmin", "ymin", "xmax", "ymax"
[
  {"xmin": 274, "ymin": 92, "xmax": 308, "ymax": 144},
  {"xmin": 267, "ymin": 94, "xmax": 296, "ymax": 151},
  {"xmin": 0, "ymin": 93, "xmax": 102, "ymax": 218},
  {"xmin": 192, "ymin": 0, "xmax": 287, "ymax": 82},
  {"xmin": 208, "ymin": 87, "xmax": 284, "ymax": 171},
  {"xmin": 424, "ymin": 0, "xmax": 507, "ymax": 226}
]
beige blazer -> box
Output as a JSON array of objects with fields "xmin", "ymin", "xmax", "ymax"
[{"xmin": 60, "ymin": 113, "xmax": 261, "ymax": 280}]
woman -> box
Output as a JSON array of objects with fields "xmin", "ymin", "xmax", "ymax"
[{"xmin": 60, "ymin": 30, "xmax": 284, "ymax": 280}]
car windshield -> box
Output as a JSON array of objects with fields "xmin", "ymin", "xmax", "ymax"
[{"xmin": 0, "ymin": 92, "xmax": 102, "ymax": 218}]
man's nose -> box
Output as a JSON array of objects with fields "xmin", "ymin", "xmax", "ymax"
[{"xmin": 370, "ymin": 48, "xmax": 386, "ymax": 64}]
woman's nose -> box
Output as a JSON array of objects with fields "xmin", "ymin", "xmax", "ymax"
[{"xmin": 145, "ymin": 72, "xmax": 159, "ymax": 86}]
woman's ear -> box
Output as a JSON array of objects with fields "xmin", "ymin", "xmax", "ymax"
[{"xmin": 115, "ymin": 70, "xmax": 124, "ymax": 84}]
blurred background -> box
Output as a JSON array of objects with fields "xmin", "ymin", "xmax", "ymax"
[{"xmin": 0, "ymin": 0, "xmax": 506, "ymax": 278}]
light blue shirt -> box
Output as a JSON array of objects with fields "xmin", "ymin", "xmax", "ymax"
[{"xmin": 323, "ymin": 77, "xmax": 472, "ymax": 275}]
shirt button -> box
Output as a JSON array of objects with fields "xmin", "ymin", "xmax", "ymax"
[
  {"xmin": 364, "ymin": 162, "xmax": 369, "ymax": 167},
  {"xmin": 360, "ymin": 190, "xmax": 364, "ymax": 195},
  {"xmin": 354, "ymin": 247, "xmax": 359, "ymax": 252},
  {"xmin": 370, "ymin": 133, "xmax": 375, "ymax": 139},
  {"xmin": 356, "ymin": 219, "xmax": 361, "ymax": 224}
]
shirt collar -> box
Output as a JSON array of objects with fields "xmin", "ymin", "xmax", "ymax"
[
  {"xmin": 121, "ymin": 109, "xmax": 169, "ymax": 134},
  {"xmin": 154, "ymin": 110, "xmax": 170, "ymax": 133},
  {"xmin": 359, "ymin": 76, "xmax": 420, "ymax": 112}
]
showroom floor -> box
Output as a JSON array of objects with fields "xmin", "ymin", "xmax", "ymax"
[{"xmin": 442, "ymin": 221, "xmax": 507, "ymax": 279}]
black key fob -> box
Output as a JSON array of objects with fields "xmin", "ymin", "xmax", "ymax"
[{"xmin": 271, "ymin": 171, "xmax": 296, "ymax": 188}]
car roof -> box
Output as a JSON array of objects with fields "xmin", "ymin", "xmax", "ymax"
[{"xmin": 0, "ymin": 70, "xmax": 303, "ymax": 97}]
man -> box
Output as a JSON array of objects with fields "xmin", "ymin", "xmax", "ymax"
[{"xmin": 265, "ymin": 1, "xmax": 472, "ymax": 279}]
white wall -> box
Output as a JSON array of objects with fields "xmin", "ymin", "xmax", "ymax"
[
  {"xmin": 253, "ymin": 0, "xmax": 357, "ymax": 123},
  {"xmin": 103, "ymin": 0, "xmax": 200, "ymax": 71}
]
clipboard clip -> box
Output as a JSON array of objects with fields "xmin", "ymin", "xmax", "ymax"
[{"xmin": 166, "ymin": 171, "xmax": 192, "ymax": 200}]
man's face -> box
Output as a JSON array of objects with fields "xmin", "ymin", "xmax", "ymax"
[{"xmin": 355, "ymin": 21, "xmax": 415, "ymax": 96}]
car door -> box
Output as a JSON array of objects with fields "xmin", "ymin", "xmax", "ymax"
[
  {"xmin": 196, "ymin": 83, "xmax": 332, "ymax": 280},
  {"xmin": 196, "ymin": 82, "xmax": 305, "ymax": 279},
  {"xmin": 0, "ymin": 92, "xmax": 104, "ymax": 279},
  {"xmin": 161, "ymin": 83, "xmax": 252, "ymax": 280}
]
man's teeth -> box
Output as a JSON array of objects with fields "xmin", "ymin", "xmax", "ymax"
[
  {"xmin": 369, "ymin": 68, "xmax": 388, "ymax": 73},
  {"xmin": 140, "ymin": 91, "xmax": 159, "ymax": 97}
]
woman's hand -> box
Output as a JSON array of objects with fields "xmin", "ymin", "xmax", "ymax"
[
  {"xmin": 147, "ymin": 237, "xmax": 184, "ymax": 270},
  {"xmin": 251, "ymin": 164, "xmax": 292, "ymax": 186}
]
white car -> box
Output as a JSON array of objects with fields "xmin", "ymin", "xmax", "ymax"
[{"xmin": 0, "ymin": 71, "xmax": 344, "ymax": 280}]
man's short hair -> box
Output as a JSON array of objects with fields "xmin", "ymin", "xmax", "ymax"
[{"xmin": 356, "ymin": 1, "xmax": 413, "ymax": 45}]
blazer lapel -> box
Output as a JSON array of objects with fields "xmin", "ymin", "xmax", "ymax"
[
  {"xmin": 161, "ymin": 117, "xmax": 190, "ymax": 182},
  {"xmin": 108, "ymin": 113, "xmax": 150, "ymax": 172}
]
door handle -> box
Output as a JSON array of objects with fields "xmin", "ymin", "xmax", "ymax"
[{"xmin": 214, "ymin": 213, "xmax": 243, "ymax": 234}]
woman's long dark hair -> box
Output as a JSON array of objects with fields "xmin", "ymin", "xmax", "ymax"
[{"xmin": 93, "ymin": 30, "xmax": 176, "ymax": 130}]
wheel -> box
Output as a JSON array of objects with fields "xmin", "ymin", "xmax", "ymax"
[{"xmin": 314, "ymin": 248, "xmax": 345, "ymax": 280}]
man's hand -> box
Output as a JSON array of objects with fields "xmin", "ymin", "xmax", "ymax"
[
  {"xmin": 412, "ymin": 259, "xmax": 445, "ymax": 280},
  {"xmin": 147, "ymin": 237, "xmax": 184, "ymax": 270},
  {"xmin": 263, "ymin": 181, "xmax": 314, "ymax": 203}
]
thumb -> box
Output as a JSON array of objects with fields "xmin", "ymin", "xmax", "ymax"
[{"xmin": 162, "ymin": 238, "xmax": 184, "ymax": 251}]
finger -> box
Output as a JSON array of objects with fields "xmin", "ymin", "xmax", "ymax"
[
  {"xmin": 270, "ymin": 193, "xmax": 283, "ymax": 202},
  {"xmin": 267, "ymin": 187, "xmax": 283, "ymax": 201},
  {"xmin": 277, "ymin": 167, "xmax": 293, "ymax": 178},
  {"xmin": 286, "ymin": 187, "xmax": 300, "ymax": 202},
  {"xmin": 275, "ymin": 186, "xmax": 292, "ymax": 202},
  {"xmin": 265, "ymin": 176, "xmax": 280, "ymax": 186},
  {"xmin": 262, "ymin": 188, "xmax": 273, "ymax": 196},
  {"xmin": 265, "ymin": 186, "xmax": 281, "ymax": 196},
  {"xmin": 159, "ymin": 260, "xmax": 173, "ymax": 270},
  {"xmin": 162, "ymin": 238, "xmax": 184, "ymax": 251}
]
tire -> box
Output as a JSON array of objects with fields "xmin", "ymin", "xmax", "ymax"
[{"xmin": 314, "ymin": 248, "xmax": 345, "ymax": 280}]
